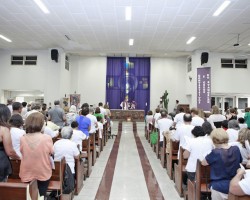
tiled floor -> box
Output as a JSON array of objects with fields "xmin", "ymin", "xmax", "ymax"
[{"xmin": 74, "ymin": 122, "xmax": 182, "ymax": 200}]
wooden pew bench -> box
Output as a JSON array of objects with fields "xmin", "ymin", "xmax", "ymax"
[
  {"xmin": 166, "ymin": 140, "xmax": 179, "ymax": 180},
  {"xmin": 81, "ymin": 138, "xmax": 92, "ymax": 177},
  {"xmin": 0, "ymin": 180, "xmax": 39, "ymax": 200},
  {"xmin": 174, "ymin": 146, "xmax": 187, "ymax": 197},
  {"xmin": 160, "ymin": 133, "xmax": 167, "ymax": 168},
  {"xmin": 228, "ymin": 193, "xmax": 250, "ymax": 200},
  {"xmin": 89, "ymin": 133, "xmax": 96, "ymax": 166},
  {"xmin": 187, "ymin": 160, "xmax": 211, "ymax": 200},
  {"xmin": 74, "ymin": 157, "xmax": 84, "ymax": 195}
]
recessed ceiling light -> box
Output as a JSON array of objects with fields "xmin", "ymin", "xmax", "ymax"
[
  {"xmin": 125, "ymin": 6, "xmax": 132, "ymax": 21},
  {"xmin": 186, "ymin": 37, "xmax": 196, "ymax": 44},
  {"xmin": 0, "ymin": 34, "xmax": 12, "ymax": 42},
  {"xmin": 129, "ymin": 39, "xmax": 134, "ymax": 46},
  {"xmin": 248, "ymin": 43, "xmax": 250, "ymax": 46},
  {"xmin": 33, "ymin": 0, "xmax": 50, "ymax": 14},
  {"xmin": 213, "ymin": 1, "xmax": 231, "ymax": 17}
]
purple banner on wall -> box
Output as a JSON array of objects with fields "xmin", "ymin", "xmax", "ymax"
[{"xmin": 197, "ymin": 67, "xmax": 211, "ymax": 111}]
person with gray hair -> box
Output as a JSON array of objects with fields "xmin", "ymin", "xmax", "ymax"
[
  {"xmin": 48, "ymin": 100, "xmax": 66, "ymax": 128},
  {"xmin": 53, "ymin": 126, "xmax": 80, "ymax": 174},
  {"xmin": 227, "ymin": 119, "xmax": 240, "ymax": 143}
]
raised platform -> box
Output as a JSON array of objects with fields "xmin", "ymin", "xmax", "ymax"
[{"xmin": 110, "ymin": 109, "xmax": 145, "ymax": 122}]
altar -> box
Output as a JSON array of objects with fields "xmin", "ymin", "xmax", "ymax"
[{"xmin": 110, "ymin": 109, "xmax": 145, "ymax": 122}]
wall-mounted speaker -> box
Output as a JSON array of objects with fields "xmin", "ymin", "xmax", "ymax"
[
  {"xmin": 201, "ymin": 52, "xmax": 209, "ymax": 65},
  {"xmin": 51, "ymin": 49, "xmax": 59, "ymax": 62}
]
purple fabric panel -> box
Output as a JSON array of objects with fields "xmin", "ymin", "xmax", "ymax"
[
  {"xmin": 129, "ymin": 57, "xmax": 150, "ymax": 113},
  {"xmin": 106, "ymin": 57, "xmax": 126, "ymax": 109},
  {"xmin": 197, "ymin": 67, "xmax": 211, "ymax": 111}
]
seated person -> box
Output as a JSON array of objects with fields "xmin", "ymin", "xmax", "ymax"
[
  {"xmin": 202, "ymin": 128, "xmax": 242, "ymax": 200},
  {"xmin": 97, "ymin": 116, "xmax": 103, "ymax": 139},
  {"xmin": 230, "ymin": 128, "xmax": 250, "ymax": 165},
  {"xmin": 183, "ymin": 126, "xmax": 213, "ymax": 183},
  {"xmin": 230, "ymin": 168, "xmax": 250, "ymax": 196},
  {"xmin": 54, "ymin": 126, "xmax": 80, "ymax": 175},
  {"xmin": 71, "ymin": 121, "xmax": 87, "ymax": 150},
  {"xmin": 145, "ymin": 110, "xmax": 154, "ymax": 132},
  {"xmin": 9, "ymin": 114, "xmax": 26, "ymax": 157},
  {"xmin": 227, "ymin": 119, "xmax": 240, "ymax": 143},
  {"xmin": 238, "ymin": 117, "xmax": 248, "ymax": 130}
]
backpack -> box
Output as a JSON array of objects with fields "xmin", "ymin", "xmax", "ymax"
[{"xmin": 63, "ymin": 163, "xmax": 75, "ymax": 194}]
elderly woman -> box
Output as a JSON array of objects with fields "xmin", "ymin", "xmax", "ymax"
[
  {"xmin": 19, "ymin": 112, "xmax": 53, "ymax": 197},
  {"xmin": 9, "ymin": 114, "xmax": 26, "ymax": 157},
  {"xmin": 66, "ymin": 105, "xmax": 78, "ymax": 126},
  {"xmin": 0, "ymin": 104, "xmax": 20, "ymax": 182},
  {"xmin": 227, "ymin": 119, "xmax": 240, "ymax": 143},
  {"xmin": 202, "ymin": 128, "xmax": 242, "ymax": 200},
  {"xmin": 208, "ymin": 105, "xmax": 226, "ymax": 129},
  {"xmin": 53, "ymin": 126, "xmax": 80, "ymax": 175}
]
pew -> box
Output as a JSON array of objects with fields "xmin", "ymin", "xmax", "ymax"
[
  {"xmin": 155, "ymin": 129, "xmax": 160, "ymax": 159},
  {"xmin": 82, "ymin": 138, "xmax": 92, "ymax": 177},
  {"xmin": 228, "ymin": 193, "xmax": 250, "ymax": 200},
  {"xmin": 160, "ymin": 133, "xmax": 167, "ymax": 168},
  {"xmin": 89, "ymin": 133, "xmax": 96, "ymax": 166},
  {"xmin": 187, "ymin": 160, "xmax": 211, "ymax": 200},
  {"xmin": 166, "ymin": 140, "xmax": 179, "ymax": 180},
  {"xmin": 0, "ymin": 180, "xmax": 39, "ymax": 200},
  {"xmin": 174, "ymin": 146, "xmax": 187, "ymax": 197},
  {"xmin": 48, "ymin": 157, "xmax": 74, "ymax": 200},
  {"xmin": 74, "ymin": 157, "xmax": 84, "ymax": 195}
]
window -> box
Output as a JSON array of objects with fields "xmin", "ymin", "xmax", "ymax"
[
  {"xmin": 187, "ymin": 56, "xmax": 192, "ymax": 72},
  {"xmin": 65, "ymin": 55, "xmax": 69, "ymax": 71},
  {"xmin": 11, "ymin": 55, "xmax": 37, "ymax": 65},
  {"xmin": 221, "ymin": 58, "xmax": 247, "ymax": 68}
]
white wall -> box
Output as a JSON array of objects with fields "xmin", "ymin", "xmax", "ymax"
[
  {"xmin": 0, "ymin": 49, "xmax": 71, "ymax": 105},
  {"xmin": 73, "ymin": 57, "xmax": 107, "ymax": 107},
  {"xmin": 1, "ymin": 49, "xmax": 250, "ymax": 111},
  {"xmin": 151, "ymin": 58, "xmax": 187, "ymax": 112}
]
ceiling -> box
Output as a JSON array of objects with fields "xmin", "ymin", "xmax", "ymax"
[{"xmin": 0, "ymin": 0, "xmax": 250, "ymax": 58}]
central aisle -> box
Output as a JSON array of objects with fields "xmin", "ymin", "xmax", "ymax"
[
  {"xmin": 75, "ymin": 121, "xmax": 182, "ymax": 200},
  {"xmin": 109, "ymin": 122, "xmax": 150, "ymax": 200}
]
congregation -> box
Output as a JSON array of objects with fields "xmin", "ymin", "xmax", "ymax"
[{"xmin": 0, "ymin": 97, "xmax": 250, "ymax": 200}]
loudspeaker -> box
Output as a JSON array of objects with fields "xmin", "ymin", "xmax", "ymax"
[
  {"xmin": 51, "ymin": 49, "xmax": 59, "ymax": 62},
  {"xmin": 201, "ymin": 52, "xmax": 209, "ymax": 65}
]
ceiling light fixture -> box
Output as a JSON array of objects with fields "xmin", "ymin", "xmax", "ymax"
[
  {"xmin": 33, "ymin": 0, "xmax": 50, "ymax": 14},
  {"xmin": 0, "ymin": 34, "xmax": 12, "ymax": 42},
  {"xmin": 186, "ymin": 37, "xmax": 196, "ymax": 44},
  {"xmin": 129, "ymin": 39, "xmax": 134, "ymax": 46},
  {"xmin": 213, "ymin": 1, "xmax": 231, "ymax": 17},
  {"xmin": 248, "ymin": 43, "xmax": 250, "ymax": 46},
  {"xmin": 125, "ymin": 6, "xmax": 132, "ymax": 21}
]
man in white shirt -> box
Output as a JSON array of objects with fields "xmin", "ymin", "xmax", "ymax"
[
  {"xmin": 191, "ymin": 107, "xmax": 204, "ymax": 126},
  {"xmin": 171, "ymin": 113, "xmax": 194, "ymax": 158},
  {"xmin": 230, "ymin": 168, "xmax": 250, "ymax": 196},
  {"xmin": 86, "ymin": 107, "xmax": 98, "ymax": 134},
  {"xmin": 153, "ymin": 108, "xmax": 161, "ymax": 129},
  {"xmin": 157, "ymin": 110, "xmax": 173, "ymax": 147},
  {"xmin": 98, "ymin": 102, "xmax": 107, "ymax": 117},
  {"xmin": 173, "ymin": 107, "xmax": 185, "ymax": 128}
]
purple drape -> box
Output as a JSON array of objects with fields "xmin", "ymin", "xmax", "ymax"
[
  {"xmin": 106, "ymin": 57, "xmax": 150, "ymax": 113},
  {"xmin": 106, "ymin": 57, "xmax": 126, "ymax": 109},
  {"xmin": 129, "ymin": 57, "xmax": 150, "ymax": 113}
]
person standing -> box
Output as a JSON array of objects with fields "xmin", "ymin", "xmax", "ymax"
[
  {"xmin": 48, "ymin": 100, "xmax": 66, "ymax": 128},
  {"xmin": 0, "ymin": 104, "xmax": 20, "ymax": 182},
  {"xmin": 19, "ymin": 112, "xmax": 53, "ymax": 197},
  {"xmin": 120, "ymin": 98, "xmax": 129, "ymax": 110}
]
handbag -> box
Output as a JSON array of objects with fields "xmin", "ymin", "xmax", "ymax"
[{"xmin": 150, "ymin": 131, "xmax": 158, "ymax": 145}]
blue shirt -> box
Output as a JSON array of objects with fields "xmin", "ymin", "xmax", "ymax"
[
  {"xmin": 76, "ymin": 116, "xmax": 91, "ymax": 137},
  {"xmin": 205, "ymin": 145, "xmax": 242, "ymax": 194}
]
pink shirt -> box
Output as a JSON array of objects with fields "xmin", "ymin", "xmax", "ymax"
[{"xmin": 19, "ymin": 133, "xmax": 53, "ymax": 182}]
